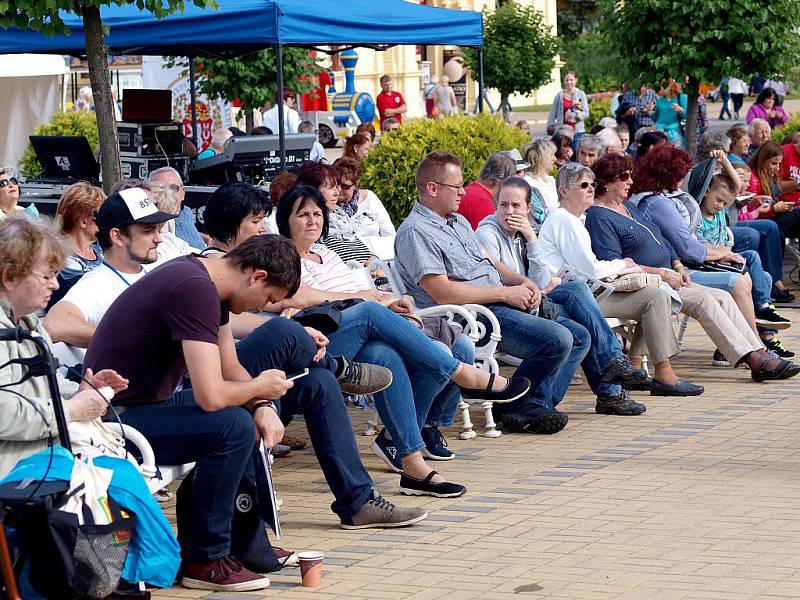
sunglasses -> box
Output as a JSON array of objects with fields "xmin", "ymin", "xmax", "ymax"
[
  {"xmin": 578, "ymin": 181, "xmax": 598, "ymax": 189},
  {"xmin": 615, "ymin": 171, "xmax": 632, "ymax": 182},
  {"xmin": 0, "ymin": 177, "xmax": 18, "ymax": 188}
]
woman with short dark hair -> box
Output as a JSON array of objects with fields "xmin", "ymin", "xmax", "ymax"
[{"xmin": 746, "ymin": 87, "xmax": 789, "ymax": 129}]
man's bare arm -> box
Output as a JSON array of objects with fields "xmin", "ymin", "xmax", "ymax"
[{"xmin": 43, "ymin": 301, "xmax": 95, "ymax": 348}]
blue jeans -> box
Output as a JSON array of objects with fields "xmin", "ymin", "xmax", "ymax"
[
  {"xmin": 739, "ymin": 249, "xmax": 773, "ymax": 306},
  {"xmin": 425, "ymin": 335, "xmax": 475, "ymax": 427},
  {"xmin": 733, "ymin": 220, "xmax": 784, "ymax": 285},
  {"xmin": 487, "ymin": 303, "xmax": 585, "ymax": 412},
  {"xmin": 120, "ymin": 317, "xmax": 373, "ymax": 561},
  {"xmin": 548, "ymin": 281, "xmax": 624, "ymax": 398},
  {"xmin": 326, "ymin": 302, "xmax": 461, "ymax": 458}
]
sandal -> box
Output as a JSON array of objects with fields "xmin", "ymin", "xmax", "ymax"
[
  {"xmin": 752, "ymin": 358, "xmax": 800, "ymax": 382},
  {"xmin": 280, "ymin": 435, "xmax": 307, "ymax": 450}
]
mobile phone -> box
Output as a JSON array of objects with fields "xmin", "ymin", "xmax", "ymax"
[
  {"xmin": 762, "ymin": 198, "xmax": 772, "ymax": 206},
  {"xmin": 286, "ymin": 368, "xmax": 309, "ymax": 382}
]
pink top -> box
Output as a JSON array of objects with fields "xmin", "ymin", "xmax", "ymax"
[{"xmin": 746, "ymin": 102, "xmax": 789, "ymax": 128}]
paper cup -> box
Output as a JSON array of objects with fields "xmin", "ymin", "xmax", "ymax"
[{"xmin": 298, "ymin": 551, "xmax": 323, "ymax": 587}]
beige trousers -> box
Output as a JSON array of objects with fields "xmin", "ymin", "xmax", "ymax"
[
  {"xmin": 598, "ymin": 286, "xmax": 680, "ymax": 365},
  {"xmin": 678, "ymin": 284, "xmax": 762, "ymax": 364}
]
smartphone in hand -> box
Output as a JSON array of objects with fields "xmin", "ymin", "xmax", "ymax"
[{"xmin": 286, "ymin": 368, "xmax": 309, "ymax": 382}]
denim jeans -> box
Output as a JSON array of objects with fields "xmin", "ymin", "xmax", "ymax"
[
  {"xmin": 425, "ymin": 335, "xmax": 475, "ymax": 427},
  {"xmin": 487, "ymin": 302, "xmax": 585, "ymax": 412},
  {"xmin": 326, "ymin": 302, "xmax": 461, "ymax": 458},
  {"xmin": 733, "ymin": 221, "xmax": 784, "ymax": 285},
  {"xmin": 547, "ymin": 281, "xmax": 623, "ymax": 398},
  {"xmin": 739, "ymin": 249, "xmax": 773, "ymax": 306},
  {"xmin": 120, "ymin": 317, "xmax": 373, "ymax": 561}
]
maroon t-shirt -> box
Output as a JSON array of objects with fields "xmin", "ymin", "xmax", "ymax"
[{"xmin": 84, "ymin": 255, "xmax": 229, "ymax": 406}]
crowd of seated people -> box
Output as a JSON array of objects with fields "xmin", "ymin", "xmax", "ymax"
[{"xmin": 5, "ymin": 99, "xmax": 800, "ymax": 594}]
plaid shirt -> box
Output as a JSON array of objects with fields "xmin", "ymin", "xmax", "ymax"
[{"xmin": 622, "ymin": 89, "xmax": 659, "ymax": 129}]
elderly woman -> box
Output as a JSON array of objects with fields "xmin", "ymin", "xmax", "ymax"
[
  {"xmin": 726, "ymin": 125, "xmax": 751, "ymax": 164},
  {"xmin": 270, "ymin": 185, "xmax": 529, "ymax": 495},
  {"xmin": 585, "ymin": 157, "xmax": 799, "ymax": 382},
  {"xmin": 342, "ymin": 132, "xmax": 372, "ymax": 162},
  {"xmin": 0, "ymin": 168, "xmax": 25, "ymax": 220},
  {"xmin": 330, "ymin": 157, "xmax": 396, "ymax": 259},
  {"xmin": 630, "ymin": 144, "xmax": 768, "ymax": 339},
  {"xmin": 746, "ymin": 87, "xmax": 789, "ymax": 129},
  {"xmin": 745, "ymin": 118, "xmax": 772, "ymax": 161},
  {"xmin": 522, "ymin": 139, "xmax": 558, "ymax": 226},
  {"xmin": 475, "ymin": 176, "xmax": 651, "ymax": 414},
  {"xmin": 49, "ymin": 182, "xmax": 106, "ymax": 308},
  {"xmin": 0, "ymin": 217, "xmax": 128, "ymax": 478},
  {"xmin": 547, "ymin": 71, "xmax": 590, "ymax": 136},
  {"xmin": 534, "ymin": 160, "xmax": 702, "ymax": 396}
]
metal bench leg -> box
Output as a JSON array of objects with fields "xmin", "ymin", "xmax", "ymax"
[{"xmin": 0, "ymin": 523, "xmax": 21, "ymax": 600}]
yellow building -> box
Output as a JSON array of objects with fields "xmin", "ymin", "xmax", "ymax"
[{"xmin": 328, "ymin": 0, "xmax": 562, "ymax": 119}]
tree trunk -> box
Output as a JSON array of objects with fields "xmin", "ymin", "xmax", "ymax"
[
  {"xmin": 83, "ymin": 5, "xmax": 120, "ymax": 194},
  {"xmin": 245, "ymin": 109, "xmax": 255, "ymax": 133},
  {"xmin": 500, "ymin": 94, "xmax": 511, "ymax": 123},
  {"xmin": 684, "ymin": 76, "xmax": 700, "ymax": 159}
]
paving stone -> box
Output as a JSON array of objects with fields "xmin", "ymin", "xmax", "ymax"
[
  {"xmin": 491, "ymin": 487, "xmax": 542, "ymax": 495},
  {"xmin": 331, "ymin": 545, "xmax": 387, "ymax": 554},
  {"xmin": 466, "ymin": 496, "xmax": 519, "ymax": 504},
  {"xmin": 440, "ymin": 504, "xmax": 496, "ymax": 513}
]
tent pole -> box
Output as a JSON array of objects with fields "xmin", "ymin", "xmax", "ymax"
[
  {"xmin": 189, "ymin": 57, "xmax": 199, "ymax": 148},
  {"xmin": 477, "ymin": 46, "xmax": 485, "ymax": 114},
  {"xmin": 275, "ymin": 44, "xmax": 286, "ymax": 171}
]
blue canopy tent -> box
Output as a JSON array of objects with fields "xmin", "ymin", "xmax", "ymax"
[{"xmin": 0, "ymin": 0, "xmax": 485, "ymax": 168}]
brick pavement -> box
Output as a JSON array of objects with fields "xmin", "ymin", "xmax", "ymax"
[{"xmin": 152, "ymin": 296, "xmax": 800, "ymax": 599}]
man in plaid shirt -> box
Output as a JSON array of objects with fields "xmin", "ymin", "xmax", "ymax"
[{"xmin": 622, "ymin": 84, "xmax": 658, "ymax": 129}]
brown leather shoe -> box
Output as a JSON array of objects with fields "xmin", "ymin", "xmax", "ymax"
[{"xmin": 181, "ymin": 555, "xmax": 270, "ymax": 592}]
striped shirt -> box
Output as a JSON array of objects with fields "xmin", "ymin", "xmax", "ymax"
[
  {"xmin": 302, "ymin": 243, "xmax": 363, "ymax": 293},
  {"xmin": 321, "ymin": 234, "xmax": 372, "ymax": 263}
]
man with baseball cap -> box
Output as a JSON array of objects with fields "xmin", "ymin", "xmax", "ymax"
[{"xmin": 45, "ymin": 187, "xmax": 174, "ymax": 347}]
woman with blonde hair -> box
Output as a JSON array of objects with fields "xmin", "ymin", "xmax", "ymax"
[
  {"xmin": 522, "ymin": 139, "xmax": 558, "ymax": 227},
  {"xmin": 50, "ymin": 182, "xmax": 106, "ymax": 307}
]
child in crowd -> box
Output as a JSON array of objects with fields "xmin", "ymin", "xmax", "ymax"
[{"xmin": 731, "ymin": 163, "xmax": 772, "ymax": 221}]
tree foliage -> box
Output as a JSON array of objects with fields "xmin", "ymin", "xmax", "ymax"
[
  {"xmin": 557, "ymin": 0, "xmax": 600, "ymax": 39},
  {"xmin": 599, "ymin": 0, "xmax": 800, "ymax": 155},
  {"xmin": 462, "ymin": 3, "xmax": 558, "ymax": 121},
  {"xmin": 20, "ymin": 112, "xmax": 99, "ymax": 178},
  {"xmin": 558, "ymin": 32, "xmax": 626, "ymax": 93}
]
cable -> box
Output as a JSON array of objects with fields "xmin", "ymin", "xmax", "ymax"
[{"xmin": 154, "ymin": 127, "xmax": 171, "ymax": 169}]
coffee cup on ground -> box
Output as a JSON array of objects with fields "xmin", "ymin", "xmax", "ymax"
[{"xmin": 298, "ymin": 551, "xmax": 323, "ymax": 587}]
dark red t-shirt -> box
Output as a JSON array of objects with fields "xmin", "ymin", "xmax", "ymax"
[
  {"xmin": 376, "ymin": 91, "xmax": 405, "ymax": 124},
  {"xmin": 84, "ymin": 255, "xmax": 229, "ymax": 406},
  {"xmin": 457, "ymin": 181, "xmax": 495, "ymax": 230}
]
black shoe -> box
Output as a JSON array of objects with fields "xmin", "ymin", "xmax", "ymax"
[
  {"xmin": 420, "ymin": 426, "xmax": 455, "ymax": 461},
  {"xmin": 766, "ymin": 337, "xmax": 796, "ymax": 358},
  {"xmin": 595, "ymin": 390, "xmax": 646, "ymax": 416},
  {"xmin": 751, "ymin": 357, "xmax": 800, "ymax": 382},
  {"xmin": 755, "ymin": 305, "xmax": 791, "ymax": 330},
  {"xmin": 370, "ymin": 429, "xmax": 402, "ymax": 473},
  {"xmin": 501, "ymin": 406, "xmax": 568, "ymax": 434},
  {"xmin": 772, "ymin": 287, "xmax": 795, "ymax": 303},
  {"xmin": 649, "ymin": 378, "xmax": 704, "ymax": 396},
  {"xmin": 624, "ymin": 377, "xmax": 652, "ymax": 391},
  {"xmin": 459, "ymin": 374, "xmax": 531, "ymax": 404},
  {"xmin": 600, "ymin": 355, "xmax": 649, "ymax": 386},
  {"xmin": 399, "ymin": 471, "xmax": 466, "ymax": 498},
  {"xmin": 712, "ymin": 349, "xmax": 730, "ymax": 367}
]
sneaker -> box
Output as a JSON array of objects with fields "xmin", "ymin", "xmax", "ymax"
[
  {"xmin": 459, "ymin": 374, "xmax": 531, "ymax": 404},
  {"xmin": 755, "ymin": 305, "xmax": 791, "ymax": 330},
  {"xmin": 370, "ymin": 429, "xmax": 402, "ymax": 473},
  {"xmin": 766, "ymin": 337, "xmax": 796, "ymax": 358},
  {"xmin": 501, "ymin": 406, "xmax": 568, "ymax": 434},
  {"xmin": 181, "ymin": 556, "xmax": 270, "ymax": 592},
  {"xmin": 399, "ymin": 470, "xmax": 466, "ymax": 498},
  {"xmin": 273, "ymin": 547, "xmax": 299, "ymax": 569},
  {"xmin": 712, "ymin": 349, "xmax": 730, "ymax": 367},
  {"xmin": 772, "ymin": 287, "xmax": 795, "ymax": 303},
  {"xmin": 600, "ymin": 355, "xmax": 649, "ymax": 386},
  {"xmin": 595, "ymin": 390, "xmax": 646, "ymax": 416},
  {"xmin": 271, "ymin": 443, "xmax": 291, "ymax": 458},
  {"xmin": 336, "ymin": 358, "xmax": 393, "ymax": 395},
  {"xmin": 339, "ymin": 492, "xmax": 428, "ymax": 529},
  {"xmin": 420, "ymin": 426, "xmax": 455, "ymax": 461}
]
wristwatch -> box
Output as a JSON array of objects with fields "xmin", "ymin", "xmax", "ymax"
[{"xmin": 250, "ymin": 400, "xmax": 276, "ymax": 415}]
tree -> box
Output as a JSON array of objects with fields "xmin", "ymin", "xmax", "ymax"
[
  {"xmin": 599, "ymin": 0, "xmax": 800, "ymax": 156},
  {"xmin": 557, "ymin": 0, "xmax": 600, "ymax": 39},
  {"xmin": 463, "ymin": 3, "xmax": 559, "ymax": 123},
  {"xmin": 0, "ymin": 1, "xmax": 215, "ymax": 193},
  {"xmin": 558, "ymin": 32, "xmax": 626, "ymax": 93},
  {"xmin": 173, "ymin": 48, "xmax": 321, "ymax": 133}
]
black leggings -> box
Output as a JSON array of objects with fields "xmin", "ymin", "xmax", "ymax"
[
  {"xmin": 772, "ymin": 208, "xmax": 800, "ymax": 239},
  {"xmin": 731, "ymin": 93, "xmax": 744, "ymax": 115}
]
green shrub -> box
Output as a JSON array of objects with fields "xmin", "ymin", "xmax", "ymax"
[
  {"xmin": 585, "ymin": 97, "xmax": 611, "ymax": 130},
  {"xmin": 20, "ymin": 111, "xmax": 99, "ymax": 178},
  {"xmin": 773, "ymin": 111, "xmax": 800, "ymax": 143},
  {"xmin": 361, "ymin": 113, "xmax": 529, "ymax": 225}
]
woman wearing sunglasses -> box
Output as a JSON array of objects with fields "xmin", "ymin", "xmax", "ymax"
[
  {"xmin": 537, "ymin": 159, "xmax": 701, "ymax": 396},
  {"xmin": 0, "ymin": 168, "xmax": 22, "ymax": 219},
  {"xmin": 584, "ymin": 154, "xmax": 800, "ymax": 383}
]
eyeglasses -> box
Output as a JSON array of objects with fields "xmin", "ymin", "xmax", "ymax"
[
  {"xmin": 340, "ymin": 181, "xmax": 355, "ymax": 192},
  {"xmin": 0, "ymin": 177, "xmax": 19, "ymax": 188},
  {"xmin": 167, "ymin": 184, "xmax": 183, "ymax": 193},
  {"xmin": 431, "ymin": 181, "xmax": 465, "ymax": 191},
  {"xmin": 32, "ymin": 271, "xmax": 58, "ymax": 282},
  {"xmin": 614, "ymin": 171, "xmax": 632, "ymax": 182},
  {"xmin": 577, "ymin": 181, "xmax": 598, "ymax": 189}
]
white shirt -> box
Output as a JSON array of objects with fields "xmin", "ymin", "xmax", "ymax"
[
  {"xmin": 537, "ymin": 207, "xmax": 627, "ymax": 279},
  {"xmin": 328, "ymin": 190, "xmax": 397, "ymax": 259},
  {"xmin": 262, "ymin": 104, "xmax": 302, "ymax": 134},
  {"xmin": 728, "ymin": 77, "xmax": 747, "ymax": 95},
  {"xmin": 154, "ymin": 231, "xmax": 198, "ymax": 267},
  {"xmin": 309, "ymin": 141, "xmax": 325, "ymax": 162},
  {"xmin": 60, "ymin": 262, "xmax": 148, "ymax": 326},
  {"xmin": 524, "ymin": 174, "xmax": 559, "ymax": 212},
  {"xmin": 301, "ymin": 243, "xmax": 364, "ymax": 293}
]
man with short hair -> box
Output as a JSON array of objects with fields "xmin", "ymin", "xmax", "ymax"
[
  {"xmin": 577, "ymin": 134, "xmax": 604, "ymax": 167},
  {"xmin": 622, "ymin": 83, "xmax": 658, "ymax": 130},
  {"xmin": 83, "ymin": 234, "xmax": 427, "ymax": 592},
  {"xmin": 381, "ymin": 117, "xmax": 401, "ymax": 133},
  {"xmin": 148, "ymin": 167, "xmax": 206, "ymax": 249},
  {"xmin": 376, "ymin": 75, "xmax": 407, "ymax": 127},
  {"xmin": 456, "ymin": 152, "xmax": 517, "ymax": 229},
  {"xmin": 262, "ymin": 88, "xmax": 302, "ymax": 134},
  {"xmin": 298, "ymin": 120, "xmax": 325, "ymax": 161},
  {"xmin": 196, "ymin": 129, "xmax": 233, "ymax": 161},
  {"xmin": 394, "ymin": 153, "xmax": 645, "ymax": 433}
]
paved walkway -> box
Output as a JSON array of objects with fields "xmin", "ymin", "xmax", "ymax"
[{"xmin": 152, "ymin": 277, "xmax": 800, "ymax": 599}]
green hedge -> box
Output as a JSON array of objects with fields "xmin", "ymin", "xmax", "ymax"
[
  {"xmin": 585, "ymin": 97, "xmax": 612, "ymax": 130},
  {"xmin": 361, "ymin": 113, "xmax": 529, "ymax": 225},
  {"xmin": 20, "ymin": 111, "xmax": 99, "ymax": 178},
  {"xmin": 773, "ymin": 111, "xmax": 800, "ymax": 143}
]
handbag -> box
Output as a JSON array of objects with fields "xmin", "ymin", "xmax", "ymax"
[{"xmin": 291, "ymin": 299, "xmax": 364, "ymax": 334}]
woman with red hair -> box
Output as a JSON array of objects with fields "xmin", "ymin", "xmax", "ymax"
[
  {"xmin": 653, "ymin": 79, "xmax": 687, "ymax": 148},
  {"xmin": 342, "ymin": 132, "xmax": 372, "ymax": 162}
]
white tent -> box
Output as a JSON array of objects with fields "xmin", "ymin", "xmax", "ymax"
[{"xmin": 0, "ymin": 54, "xmax": 68, "ymax": 168}]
